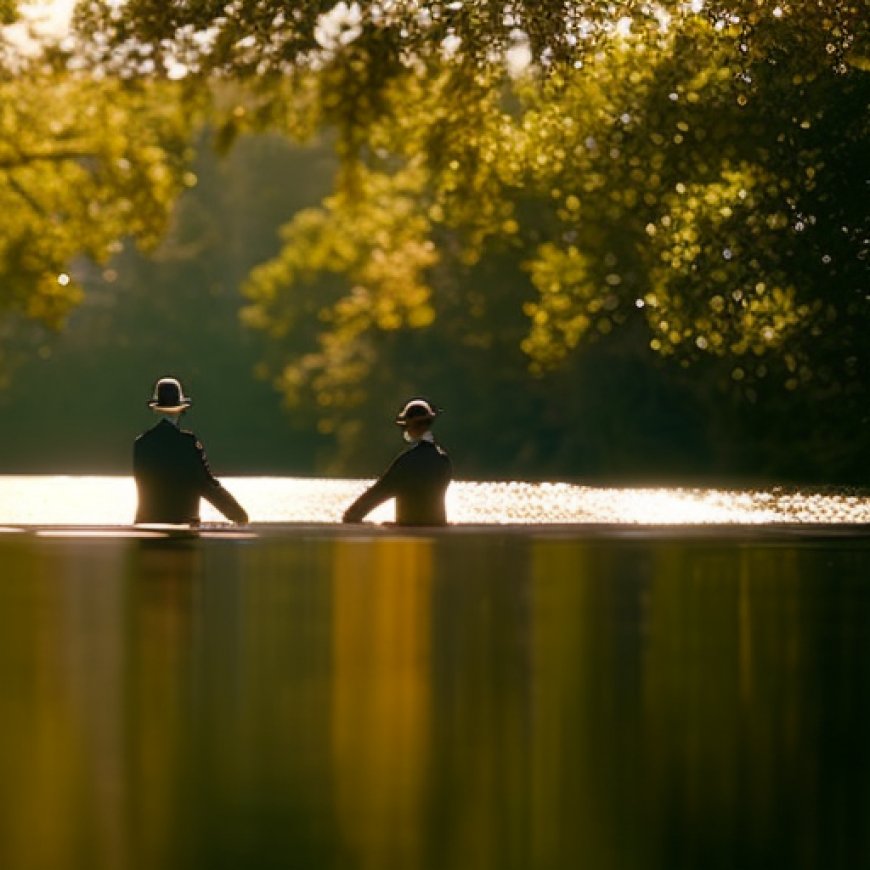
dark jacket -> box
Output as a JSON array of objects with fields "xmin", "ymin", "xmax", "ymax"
[
  {"xmin": 133, "ymin": 419, "xmax": 248, "ymax": 524},
  {"xmin": 343, "ymin": 438, "xmax": 451, "ymax": 525}
]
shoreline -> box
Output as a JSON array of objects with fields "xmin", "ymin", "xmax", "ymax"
[{"xmin": 3, "ymin": 521, "xmax": 870, "ymax": 542}]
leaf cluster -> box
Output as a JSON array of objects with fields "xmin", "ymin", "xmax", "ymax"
[
  {"xmin": 229, "ymin": 5, "xmax": 867, "ymax": 424},
  {"xmin": 0, "ymin": 67, "xmax": 198, "ymax": 330}
]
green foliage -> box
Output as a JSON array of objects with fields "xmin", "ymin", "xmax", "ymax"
[
  {"xmin": 0, "ymin": 132, "xmax": 338, "ymax": 473},
  {"xmin": 27, "ymin": 1, "xmax": 870, "ymax": 479},
  {"xmin": 229, "ymin": 6, "xmax": 868, "ymax": 429},
  {"xmin": 0, "ymin": 0, "xmax": 200, "ymax": 338},
  {"xmin": 0, "ymin": 69, "xmax": 197, "ymax": 330},
  {"xmin": 243, "ymin": 163, "xmax": 438, "ymax": 419}
]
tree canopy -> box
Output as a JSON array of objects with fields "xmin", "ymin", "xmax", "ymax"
[
  {"xmin": 0, "ymin": 3, "xmax": 197, "ymax": 362},
  {"xmin": 75, "ymin": 3, "xmax": 866, "ymax": 446},
  {"xmin": 3, "ymin": 1, "xmax": 868, "ymax": 479}
]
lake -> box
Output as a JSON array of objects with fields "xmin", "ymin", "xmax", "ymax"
[
  {"xmin": 0, "ymin": 474, "xmax": 869, "ymax": 526},
  {"xmin": 0, "ymin": 476, "xmax": 869, "ymax": 870}
]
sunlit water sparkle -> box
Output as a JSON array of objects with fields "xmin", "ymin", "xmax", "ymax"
[{"xmin": 0, "ymin": 475, "xmax": 867, "ymax": 527}]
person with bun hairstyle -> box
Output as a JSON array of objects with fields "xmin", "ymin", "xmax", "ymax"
[{"xmin": 342, "ymin": 398, "xmax": 451, "ymax": 526}]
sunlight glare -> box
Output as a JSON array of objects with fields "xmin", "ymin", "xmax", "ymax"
[
  {"xmin": 615, "ymin": 17, "xmax": 633, "ymax": 37},
  {"xmin": 0, "ymin": 475, "xmax": 868, "ymax": 528},
  {"xmin": 12, "ymin": 0, "xmax": 75, "ymax": 39},
  {"xmin": 505, "ymin": 31, "xmax": 532, "ymax": 76}
]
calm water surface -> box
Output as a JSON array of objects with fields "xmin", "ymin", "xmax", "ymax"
[{"xmin": 0, "ymin": 477, "xmax": 869, "ymax": 869}]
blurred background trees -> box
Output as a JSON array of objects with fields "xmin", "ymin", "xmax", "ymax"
[
  {"xmin": 0, "ymin": 1, "xmax": 866, "ymax": 483},
  {"xmin": 0, "ymin": 1, "xmax": 197, "ymax": 378}
]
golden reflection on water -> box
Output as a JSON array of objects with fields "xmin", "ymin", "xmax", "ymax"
[
  {"xmin": 0, "ymin": 538, "xmax": 132, "ymax": 870},
  {"xmin": 0, "ymin": 534, "xmax": 869, "ymax": 869},
  {"xmin": 332, "ymin": 538, "xmax": 433, "ymax": 868},
  {"xmin": 0, "ymin": 475, "xmax": 868, "ymax": 525},
  {"xmin": 526, "ymin": 538, "xmax": 869, "ymax": 868}
]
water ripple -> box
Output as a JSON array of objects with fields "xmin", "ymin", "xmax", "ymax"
[{"xmin": 0, "ymin": 475, "xmax": 867, "ymax": 526}]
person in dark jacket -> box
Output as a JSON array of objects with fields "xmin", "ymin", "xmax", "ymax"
[
  {"xmin": 342, "ymin": 398, "xmax": 451, "ymax": 525},
  {"xmin": 133, "ymin": 377, "xmax": 248, "ymax": 525}
]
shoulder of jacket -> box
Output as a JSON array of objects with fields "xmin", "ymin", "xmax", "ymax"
[
  {"xmin": 420, "ymin": 439, "xmax": 448, "ymax": 457},
  {"xmin": 176, "ymin": 428, "xmax": 204, "ymax": 448},
  {"xmin": 135, "ymin": 423, "xmax": 162, "ymax": 441}
]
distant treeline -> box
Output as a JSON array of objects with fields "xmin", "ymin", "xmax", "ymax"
[
  {"xmin": 0, "ymin": 1, "xmax": 867, "ymax": 484},
  {"xmin": 0, "ymin": 132, "xmax": 864, "ymax": 485}
]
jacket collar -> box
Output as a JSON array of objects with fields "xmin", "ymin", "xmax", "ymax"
[{"xmin": 404, "ymin": 430, "xmax": 435, "ymax": 445}]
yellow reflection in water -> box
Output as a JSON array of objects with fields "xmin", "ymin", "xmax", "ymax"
[
  {"xmin": 529, "ymin": 539, "xmax": 619, "ymax": 867},
  {"xmin": 131, "ymin": 544, "xmax": 202, "ymax": 870},
  {"xmin": 0, "ymin": 539, "xmax": 133, "ymax": 870},
  {"xmin": 331, "ymin": 537, "xmax": 433, "ymax": 869},
  {"xmin": 527, "ymin": 536, "xmax": 831, "ymax": 868},
  {"xmin": 640, "ymin": 543, "xmax": 809, "ymax": 841}
]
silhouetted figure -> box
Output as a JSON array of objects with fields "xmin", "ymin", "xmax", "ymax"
[
  {"xmin": 342, "ymin": 398, "xmax": 451, "ymax": 525},
  {"xmin": 133, "ymin": 377, "xmax": 248, "ymax": 525}
]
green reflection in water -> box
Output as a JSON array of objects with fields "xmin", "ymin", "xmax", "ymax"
[
  {"xmin": 529, "ymin": 539, "xmax": 870, "ymax": 870},
  {"xmin": 0, "ymin": 534, "xmax": 868, "ymax": 870}
]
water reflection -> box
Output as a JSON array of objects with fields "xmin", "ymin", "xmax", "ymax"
[
  {"xmin": 0, "ymin": 533, "xmax": 868, "ymax": 869},
  {"xmin": 529, "ymin": 540, "xmax": 870, "ymax": 868},
  {"xmin": 0, "ymin": 475, "xmax": 868, "ymax": 525},
  {"xmin": 332, "ymin": 538, "xmax": 433, "ymax": 868}
]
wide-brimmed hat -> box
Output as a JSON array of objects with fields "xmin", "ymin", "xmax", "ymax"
[
  {"xmin": 148, "ymin": 377, "xmax": 192, "ymax": 412},
  {"xmin": 395, "ymin": 398, "xmax": 440, "ymax": 426}
]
